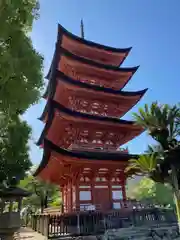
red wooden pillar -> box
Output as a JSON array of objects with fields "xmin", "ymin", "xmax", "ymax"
[
  {"xmin": 65, "ymin": 185, "xmax": 68, "ymax": 212},
  {"xmin": 108, "ymin": 175, "xmax": 112, "ymax": 210},
  {"xmin": 60, "ymin": 186, "xmax": 64, "ymax": 212},
  {"xmin": 122, "ymin": 180, "xmax": 127, "ymax": 201},
  {"xmin": 121, "ymin": 169, "xmax": 127, "ymax": 201},
  {"xmin": 70, "ymin": 180, "xmax": 73, "ymax": 212},
  {"xmin": 75, "ymin": 177, "xmax": 80, "ymax": 211},
  {"xmin": 91, "ymin": 174, "xmax": 95, "ymax": 205},
  {"xmin": 67, "ymin": 182, "xmax": 70, "ymax": 212}
]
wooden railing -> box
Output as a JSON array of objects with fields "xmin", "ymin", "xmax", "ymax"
[
  {"xmin": 43, "ymin": 200, "xmax": 161, "ymax": 214},
  {"xmin": 30, "ymin": 208, "xmax": 177, "ymax": 239}
]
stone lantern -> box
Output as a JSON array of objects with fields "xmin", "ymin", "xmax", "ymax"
[{"xmin": 0, "ymin": 186, "xmax": 31, "ymax": 240}]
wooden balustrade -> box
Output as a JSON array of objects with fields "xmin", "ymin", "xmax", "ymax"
[
  {"xmin": 30, "ymin": 208, "xmax": 177, "ymax": 239},
  {"xmin": 43, "ymin": 200, "xmax": 163, "ymax": 215}
]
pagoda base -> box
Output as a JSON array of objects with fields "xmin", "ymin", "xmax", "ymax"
[{"xmin": 60, "ymin": 166, "xmax": 127, "ymax": 213}]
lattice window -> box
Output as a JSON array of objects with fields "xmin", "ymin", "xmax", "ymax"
[
  {"xmin": 78, "ymin": 129, "xmax": 89, "ymax": 144},
  {"xmin": 95, "ymin": 131, "xmax": 103, "ymax": 138},
  {"xmin": 62, "ymin": 62, "xmax": 81, "ymax": 81},
  {"xmin": 85, "ymin": 177, "xmax": 90, "ymax": 182},
  {"xmin": 84, "ymin": 168, "xmax": 91, "ymax": 171},
  {"xmin": 67, "ymin": 94, "xmax": 124, "ymax": 118},
  {"xmin": 60, "ymin": 125, "xmax": 77, "ymax": 147},
  {"xmin": 99, "ymin": 168, "xmax": 108, "ymax": 172},
  {"xmin": 95, "ymin": 177, "xmax": 107, "ymax": 182},
  {"xmin": 111, "ymin": 178, "xmax": 116, "ymax": 182},
  {"xmin": 92, "ymin": 139, "xmax": 103, "ymax": 144},
  {"xmin": 111, "ymin": 177, "xmax": 121, "ymax": 183},
  {"xmin": 101, "ymin": 177, "xmax": 106, "ymax": 182},
  {"xmin": 68, "ymin": 96, "xmax": 77, "ymax": 110},
  {"xmin": 95, "ymin": 177, "xmax": 100, "ymax": 182},
  {"xmin": 80, "ymin": 177, "xmax": 84, "ymax": 182}
]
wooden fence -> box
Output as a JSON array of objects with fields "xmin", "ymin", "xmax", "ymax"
[{"xmin": 30, "ymin": 208, "xmax": 177, "ymax": 239}]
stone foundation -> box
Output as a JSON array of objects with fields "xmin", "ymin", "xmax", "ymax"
[{"xmin": 102, "ymin": 224, "xmax": 180, "ymax": 240}]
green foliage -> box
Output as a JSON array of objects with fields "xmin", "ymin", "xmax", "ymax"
[
  {"xmin": 133, "ymin": 103, "xmax": 180, "ymax": 149},
  {"xmin": 126, "ymin": 154, "xmax": 157, "ymax": 177},
  {"xmin": 0, "ymin": 114, "xmax": 32, "ymax": 185},
  {"xmin": 0, "ymin": 0, "xmax": 43, "ymax": 115},
  {"xmin": 127, "ymin": 102, "xmax": 180, "ymax": 182},
  {"xmin": 127, "ymin": 102, "xmax": 180, "ymax": 223},
  {"xmin": 20, "ymin": 173, "xmax": 61, "ymax": 213},
  {"xmin": 0, "ymin": 1, "xmax": 44, "ymax": 189},
  {"xmin": 127, "ymin": 177, "xmax": 174, "ymax": 206}
]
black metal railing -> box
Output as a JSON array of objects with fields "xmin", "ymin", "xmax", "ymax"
[{"xmin": 30, "ymin": 208, "xmax": 177, "ymax": 239}]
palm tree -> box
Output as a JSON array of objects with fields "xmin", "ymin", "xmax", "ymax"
[{"xmin": 126, "ymin": 102, "xmax": 180, "ymax": 225}]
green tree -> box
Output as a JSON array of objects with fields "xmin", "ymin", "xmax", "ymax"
[
  {"xmin": 0, "ymin": 0, "xmax": 44, "ymax": 187},
  {"xmin": 20, "ymin": 174, "xmax": 61, "ymax": 213},
  {"xmin": 127, "ymin": 177, "xmax": 174, "ymax": 206},
  {"xmin": 126, "ymin": 103, "xmax": 180, "ymax": 225},
  {"xmin": 0, "ymin": 0, "xmax": 43, "ymax": 115},
  {"xmin": 0, "ymin": 115, "xmax": 32, "ymax": 185}
]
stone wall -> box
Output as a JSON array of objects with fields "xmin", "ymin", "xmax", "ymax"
[{"xmin": 102, "ymin": 224, "xmax": 180, "ymax": 240}]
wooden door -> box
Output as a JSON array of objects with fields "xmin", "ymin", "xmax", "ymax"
[{"xmin": 94, "ymin": 188, "xmax": 110, "ymax": 210}]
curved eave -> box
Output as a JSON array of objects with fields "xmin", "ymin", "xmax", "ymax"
[
  {"xmin": 60, "ymin": 47, "xmax": 138, "ymax": 72},
  {"xmin": 45, "ymin": 70, "xmax": 148, "ymax": 98},
  {"xmin": 46, "ymin": 47, "xmax": 139, "ymax": 80},
  {"xmin": 37, "ymin": 100, "xmax": 143, "ymax": 146},
  {"xmin": 58, "ymin": 23, "xmax": 132, "ymax": 54},
  {"xmin": 45, "ymin": 99, "xmax": 136, "ymax": 124},
  {"xmin": 38, "ymin": 102, "xmax": 48, "ymax": 121},
  {"xmin": 40, "ymin": 71, "xmax": 148, "ymax": 121},
  {"xmin": 34, "ymin": 139, "xmax": 138, "ymax": 177}
]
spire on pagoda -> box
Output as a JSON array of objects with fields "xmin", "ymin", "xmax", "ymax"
[
  {"xmin": 46, "ymin": 24, "xmax": 132, "ymax": 81},
  {"xmin": 80, "ymin": 19, "xmax": 85, "ymax": 39}
]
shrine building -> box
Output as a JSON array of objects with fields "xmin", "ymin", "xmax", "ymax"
[{"xmin": 34, "ymin": 23, "xmax": 147, "ymax": 213}]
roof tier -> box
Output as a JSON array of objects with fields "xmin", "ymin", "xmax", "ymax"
[
  {"xmin": 34, "ymin": 139, "xmax": 138, "ymax": 185},
  {"xmin": 47, "ymin": 47, "xmax": 138, "ymax": 90},
  {"xmin": 41, "ymin": 71, "xmax": 147, "ymax": 119},
  {"xmin": 47, "ymin": 24, "xmax": 131, "ymax": 78},
  {"xmin": 38, "ymin": 100, "xmax": 144, "ymax": 151}
]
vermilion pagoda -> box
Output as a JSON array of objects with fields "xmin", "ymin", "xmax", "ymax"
[{"xmin": 35, "ymin": 23, "xmax": 147, "ymax": 213}]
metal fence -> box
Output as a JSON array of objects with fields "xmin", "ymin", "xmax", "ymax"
[{"xmin": 30, "ymin": 208, "xmax": 177, "ymax": 239}]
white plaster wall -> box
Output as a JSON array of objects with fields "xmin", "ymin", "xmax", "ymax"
[
  {"xmin": 79, "ymin": 191, "xmax": 91, "ymax": 201},
  {"xmin": 112, "ymin": 190, "xmax": 123, "ymax": 200},
  {"xmin": 113, "ymin": 202, "xmax": 121, "ymax": 209}
]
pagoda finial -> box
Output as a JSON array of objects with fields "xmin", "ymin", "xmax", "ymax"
[{"xmin": 80, "ymin": 19, "xmax": 84, "ymax": 39}]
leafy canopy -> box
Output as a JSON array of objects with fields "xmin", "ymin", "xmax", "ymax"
[
  {"xmin": 0, "ymin": 114, "xmax": 32, "ymax": 185},
  {"xmin": 0, "ymin": 0, "xmax": 43, "ymax": 115},
  {"xmin": 126, "ymin": 103, "xmax": 180, "ymax": 182},
  {"xmin": 20, "ymin": 173, "xmax": 61, "ymax": 213},
  {"xmin": 0, "ymin": 0, "xmax": 44, "ymax": 186},
  {"xmin": 133, "ymin": 102, "xmax": 180, "ymax": 149},
  {"xmin": 127, "ymin": 177, "xmax": 174, "ymax": 206}
]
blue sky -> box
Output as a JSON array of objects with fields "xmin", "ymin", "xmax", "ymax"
[{"xmin": 24, "ymin": 0, "xmax": 180, "ymax": 164}]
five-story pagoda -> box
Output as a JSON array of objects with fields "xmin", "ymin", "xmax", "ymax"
[{"xmin": 34, "ymin": 23, "xmax": 147, "ymax": 213}]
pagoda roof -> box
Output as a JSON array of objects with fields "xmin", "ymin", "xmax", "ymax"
[
  {"xmin": 40, "ymin": 99, "xmax": 140, "ymax": 125},
  {"xmin": 34, "ymin": 139, "xmax": 138, "ymax": 181},
  {"xmin": 41, "ymin": 71, "xmax": 147, "ymax": 120},
  {"xmin": 46, "ymin": 47, "xmax": 138, "ymax": 90},
  {"xmin": 44, "ymin": 70, "xmax": 147, "ymax": 98},
  {"xmin": 37, "ymin": 100, "xmax": 144, "ymax": 149},
  {"xmin": 46, "ymin": 24, "xmax": 131, "ymax": 80},
  {"xmin": 58, "ymin": 23, "xmax": 132, "ymax": 55}
]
